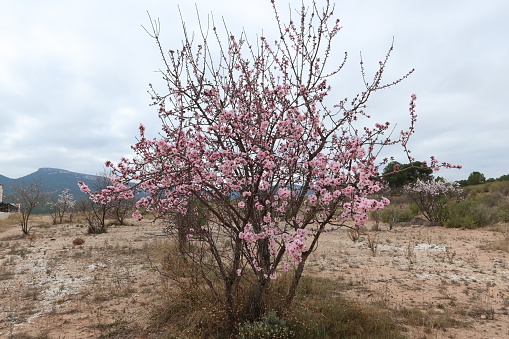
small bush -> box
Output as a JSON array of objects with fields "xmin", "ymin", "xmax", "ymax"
[
  {"xmin": 447, "ymin": 199, "xmax": 501, "ymax": 228},
  {"xmin": 496, "ymin": 202, "xmax": 509, "ymax": 222},
  {"xmin": 444, "ymin": 215, "xmax": 476, "ymax": 229},
  {"xmin": 73, "ymin": 237, "xmax": 85, "ymax": 246},
  {"xmin": 481, "ymin": 181, "xmax": 509, "ymax": 196},
  {"xmin": 380, "ymin": 205, "xmax": 416, "ymax": 224},
  {"xmin": 238, "ymin": 311, "xmax": 292, "ymax": 339},
  {"xmin": 477, "ymin": 191, "xmax": 503, "ymax": 207}
]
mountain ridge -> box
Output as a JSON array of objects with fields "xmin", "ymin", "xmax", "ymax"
[{"xmin": 0, "ymin": 168, "xmax": 100, "ymax": 202}]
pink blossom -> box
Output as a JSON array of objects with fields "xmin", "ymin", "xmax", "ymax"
[
  {"xmin": 132, "ymin": 210, "xmax": 143, "ymax": 221},
  {"xmin": 277, "ymin": 187, "xmax": 291, "ymax": 199},
  {"xmin": 78, "ymin": 182, "xmax": 91, "ymax": 194}
]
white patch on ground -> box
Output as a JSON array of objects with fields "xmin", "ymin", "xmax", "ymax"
[{"xmin": 414, "ymin": 243, "xmax": 446, "ymax": 251}]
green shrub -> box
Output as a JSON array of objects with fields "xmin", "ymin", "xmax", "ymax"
[
  {"xmin": 484, "ymin": 181, "xmax": 509, "ymax": 196},
  {"xmin": 446, "ymin": 198, "xmax": 501, "ymax": 228},
  {"xmin": 238, "ymin": 311, "xmax": 292, "ymax": 339},
  {"xmin": 496, "ymin": 202, "xmax": 509, "ymax": 222},
  {"xmin": 380, "ymin": 206, "xmax": 417, "ymax": 224},
  {"xmin": 464, "ymin": 181, "xmax": 509, "ymax": 196},
  {"xmin": 409, "ymin": 201, "xmax": 420, "ymax": 215},
  {"xmin": 444, "ymin": 215, "xmax": 476, "ymax": 229},
  {"xmin": 477, "ymin": 192, "xmax": 503, "ymax": 207}
]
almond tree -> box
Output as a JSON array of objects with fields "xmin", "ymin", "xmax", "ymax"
[
  {"xmin": 405, "ymin": 179, "xmax": 462, "ymax": 224},
  {"xmin": 9, "ymin": 181, "xmax": 46, "ymax": 235},
  {"xmin": 79, "ymin": 173, "xmax": 115, "ymax": 234},
  {"xmin": 108, "ymin": 197, "xmax": 136, "ymax": 225},
  {"xmin": 48, "ymin": 188, "xmax": 76, "ymax": 224},
  {"xmin": 79, "ymin": 0, "xmax": 458, "ymax": 327}
]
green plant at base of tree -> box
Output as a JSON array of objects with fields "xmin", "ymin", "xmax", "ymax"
[{"xmin": 238, "ymin": 311, "xmax": 292, "ymax": 339}]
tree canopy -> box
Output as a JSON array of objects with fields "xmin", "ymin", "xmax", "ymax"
[{"xmin": 382, "ymin": 161, "xmax": 433, "ymax": 189}]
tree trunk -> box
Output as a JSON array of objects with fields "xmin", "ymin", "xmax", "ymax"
[{"xmin": 284, "ymin": 252, "xmax": 310, "ymax": 308}]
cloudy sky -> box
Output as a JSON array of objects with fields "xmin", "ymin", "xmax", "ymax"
[{"xmin": 1, "ymin": 0, "xmax": 508, "ymax": 181}]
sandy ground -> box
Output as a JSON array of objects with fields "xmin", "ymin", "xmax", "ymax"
[
  {"xmin": 0, "ymin": 216, "xmax": 162, "ymax": 339},
  {"xmin": 1, "ymin": 215, "xmax": 509, "ymax": 338},
  {"xmin": 308, "ymin": 224, "xmax": 509, "ymax": 338}
]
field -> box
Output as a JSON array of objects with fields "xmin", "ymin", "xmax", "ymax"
[{"xmin": 1, "ymin": 212, "xmax": 509, "ymax": 338}]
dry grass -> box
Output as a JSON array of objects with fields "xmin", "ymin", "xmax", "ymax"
[
  {"xmin": 5, "ymin": 332, "xmax": 51, "ymax": 339},
  {"xmin": 480, "ymin": 224, "xmax": 509, "ymax": 252},
  {"xmin": 149, "ymin": 271, "xmax": 408, "ymax": 339},
  {"xmin": 366, "ymin": 232, "xmax": 379, "ymax": 256},
  {"xmin": 395, "ymin": 307, "xmax": 467, "ymax": 332},
  {"xmin": 0, "ymin": 264, "xmax": 15, "ymax": 281},
  {"xmin": 0, "ymin": 213, "xmax": 19, "ymax": 233},
  {"xmin": 147, "ymin": 238, "xmax": 472, "ymax": 339}
]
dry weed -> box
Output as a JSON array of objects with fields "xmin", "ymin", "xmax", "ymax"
[
  {"xmin": 405, "ymin": 241, "xmax": 416, "ymax": 263},
  {"xmin": 347, "ymin": 228, "xmax": 360, "ymax": 242},
  {"xmin": 72, "ymin": 237, "xmax": 85, "ymax": 246},
  {"xmin": 366, "ymin": 232, "xmax": 379, "ymax": 256}
]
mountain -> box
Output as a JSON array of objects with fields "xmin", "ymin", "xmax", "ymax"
[
  {"xmin": 0, "ymin": 174, "xmax": 14, "ymax": 188},
  {"xmin": 0, "ymin": 168, "xmax": 99, "ymax": 202}
]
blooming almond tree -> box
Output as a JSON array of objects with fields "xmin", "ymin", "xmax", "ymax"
[
  {"xmin": 48, "ymin": 188, "xmax": 76, "ymax": 224},
  {"xmin": 405, "ymin": 179, "xmax": 462, "ymax": 225},
  {"xmin": 79, "ymin": 0, "xmax": 457, "ymax": 326}
]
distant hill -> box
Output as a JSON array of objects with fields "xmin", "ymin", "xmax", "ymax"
[
  {"xmin": 0, "ymin": 174, "xmax": 14, "ymax": 188},
  {"xmin": 0, "ymin": 168, "xmax": 99, "ymax": 203}
]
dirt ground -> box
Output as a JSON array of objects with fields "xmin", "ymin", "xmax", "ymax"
[{"xmin": 1, "ymin": 213, "xmax": 509, "ymax": 338}]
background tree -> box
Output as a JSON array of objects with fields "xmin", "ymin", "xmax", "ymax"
[
  {"xmin": 467, "ymin": 171, "xmax": 486, "ymax": 186},
  {"xmin": 382, "ymin": 161, "xmax": 433, "ymax": 190},
  {"xmin": 497, "ymin": 174, "xmax": 509, "ymax": 182},
  {"xmin": 78, "ymin": 173, "xmax": 114, "ymax": 234},
  {"xmin": 108, "ymin": 197, "xmax": 136, "ymax": 225},
  {"xmin": 79, "ymin": 0, "xmax": 458, "ymax": 330},
  {"xmin": 9, "ymin": 181, "xmax": 46, "ymax": 235},
  {"xmin": 405, "ymin": 179, "xmax": 462, "ymax": 225},
  {"xmin": 48, "ymin": 188, "xmax": 76, "ymax": 224}
]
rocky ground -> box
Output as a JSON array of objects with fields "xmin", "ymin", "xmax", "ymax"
[{"xmin": 1, "ymin": 213, "xmax": 509, "ymax": 338}]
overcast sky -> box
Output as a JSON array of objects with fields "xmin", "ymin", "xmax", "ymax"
[{"xmin": 1, "ymin": 0, "xmax": 508, "ymax": 181}]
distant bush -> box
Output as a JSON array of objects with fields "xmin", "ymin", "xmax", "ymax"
[
  {"xmin": 464, "ymin": 181, "xmax": 509, "ymax": 196},
  {"xmin": 380, "ymin": 205, "xmax": 418, "ymax": 225},
  {"xmin": 496, "ymin": 202, "xmax": 509, "ymax": 223},
  {"xmin": 487, "ymin": 181, "xmax": 509, "ymax": 196},
  {"xmin": 446, "ymin": 196, "xmax": 503, "ymax": 228},
  {"xmin": 478, "ymin": 191, "xmax": 504, "ymax": 207},
  {"xmin": 444, "ymin": 215, "xmax": 476, "ymax": 229},
  {"xmin": 383, "ymin": 179, "xmax": 508, "ymax": 229}
]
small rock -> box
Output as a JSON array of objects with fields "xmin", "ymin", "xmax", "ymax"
[
  {"xmin": 349, "ymin": 263, "xmax": 360, "ymax": 268},
  {"xmin": 480, "ymin": 314, "xmax": 487, "ymax": 320}
]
